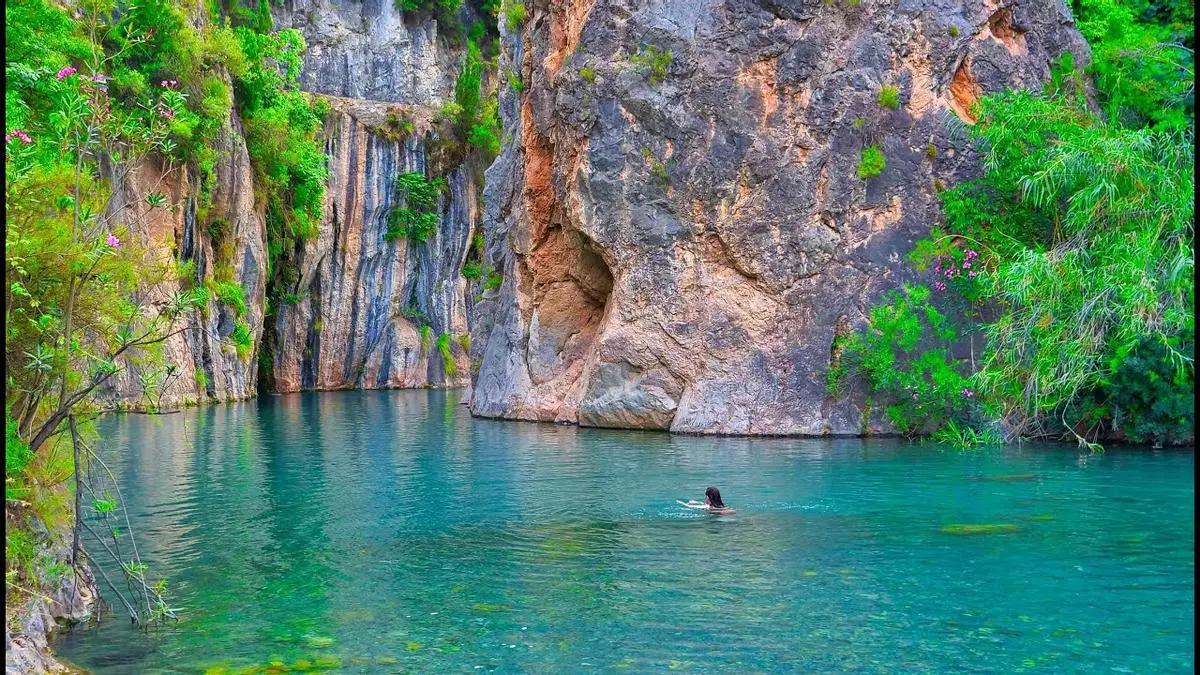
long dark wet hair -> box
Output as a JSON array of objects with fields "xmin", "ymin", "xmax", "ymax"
[{"xmin": 705, "ymin": 486, "xmax": 725, "ymax": 508}]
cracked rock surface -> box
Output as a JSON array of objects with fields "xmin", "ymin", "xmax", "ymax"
[{"xmin": 469, "ymin": 0, "xmax": 1088, "ymax": 434}]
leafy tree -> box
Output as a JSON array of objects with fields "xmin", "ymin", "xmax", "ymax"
[
  {"xmin": 1073, "ymin": 0, "xmax": 1194, "ymax": 130},
  {"xmin": 836, "ymin": 1, "xmax": 1194, "ymax": 448},
  {"xmin": 927, "ymin": 62, "xmax": 1193, "ymax": 445},
  {"xmin": 6, "ymin": 0, "xmax": 203, "ymax": 622}
]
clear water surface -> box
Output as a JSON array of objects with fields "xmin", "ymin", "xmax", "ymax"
[{"xmin": 55, "ymin": 390, "xmax": 1194, "ymax": 673}]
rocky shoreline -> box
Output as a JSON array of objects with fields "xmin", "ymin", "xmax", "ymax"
[{"xmin": 5, "ymin": 540, "xmax": 97, "ymax": 675}]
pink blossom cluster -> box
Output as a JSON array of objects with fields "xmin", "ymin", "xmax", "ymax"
[
  {"xmin": 160, "ymin": 80, "xmax": 179, "ymax": 89},
  {"xmin": 56, "ymin": 65, "xmax": 77, "ymax": 80},
  {"xmin": 6, "ymin": 129, "xmax": 33, "ymax": 144},
  {"xmin": 961, "ymin": 388, "xmax": 974, "ymax": 398},
  {"xmin": 158, "ymin": 102, "xmax": 176, "ymax": 120},
  {"xmin": 932, "ymin": 249, "xmax": 982, "ymax": 291},
  {"xmin": 105, "ymin": 233, "xmax": 121, "ymax": 249},
  {"xmin": 74, "ymin": 72, "xmax": 113, "ymax": 118}
]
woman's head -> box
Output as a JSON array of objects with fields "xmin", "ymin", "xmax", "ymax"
[{"xmin": 704, "ymin": 486, "xmax": 725, "ymax": 508}]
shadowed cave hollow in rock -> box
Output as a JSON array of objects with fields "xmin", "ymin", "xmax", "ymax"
[{"xmin": 522, "ymin": 224, "xmax": 615, "ymax": 389}]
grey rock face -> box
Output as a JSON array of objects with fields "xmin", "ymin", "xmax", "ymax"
[
  {"xmin": 272, "ymin": 0, "xmax": 457, "ymax": 105},
  {"xmin": 269, "ymin": 100, "xmax": 475, "ymax": 391},
  {"xmin": 260, "ymin": 4, "xmax": 483, "ymax": 392},
  {"xmin": 5, "ymin": 541, "xmax": 96, "ymax": 675},
  {"xmin": 469, "ymin": 0, "xmax": 1089, "ymax": 434},
  {"xmin": 103, "ymin": 7, "xmax": 482, "ymax": 407}
]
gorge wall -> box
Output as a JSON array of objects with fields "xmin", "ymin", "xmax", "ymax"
[
  {"xmin": 264, "ymin": 0, "xmax": 477, "ymax": 393},
  {"xmin": 264, "ymin": 99, "xmax": 476, "ymax": 392},
  {"xmin": 97, "ymin": 113, "xmax": 268, "ymax": 410},
  {"xmin": 100, "ymin": 0, "xmax": 479, "ymax": 409},
  {"xmin": 99, "ymin": 0, "xmax": 1090, "ymax": 437},
  {"xmin": 468, "ymin": 0, "xmax": 1089, "ymax": 434}
]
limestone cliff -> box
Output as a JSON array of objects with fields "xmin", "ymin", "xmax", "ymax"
[
  {"xmin": 104, "ymin": 1, "xmax": 483, "ymax": 406},
  {"xmin": 264, "ymin": 0, "xmax": 482, "ymax": 391},
  {"xmin": 4, "ymin": 537, "xmax": 97, "ymax": 674},
  {"xmin": 468, "ymin": 0, "xmax": 1090, "ymax": 434},
  {"xmin": 265, "ymin": 99, "xmax": 476, "ymax": 391},
  {"xmin": 96, "ymin": 111, "xmax": 268, "ymax": 410}
]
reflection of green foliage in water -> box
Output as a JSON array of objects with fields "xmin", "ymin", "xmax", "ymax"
[{"xmin": 59, "ymin": 405, "xmax": 1195, "ymax": 672}]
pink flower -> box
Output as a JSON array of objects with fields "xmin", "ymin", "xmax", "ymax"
[
  {"xmin": 56, "ymin": 66, "xmax": 77, "ymax": 80},
  {"xmin": 6, "ymin": 129, "xmax": 32, "ymax": 144},
  {"xmin": 944, "ymin": 269, "xmax": 954, "ymax": 278},
  {"xmin": 934, "ymin": 264, "xmax": 942, "ymax": 274},
  {"xmin": 962, "ymin": 261, "xmax": 972, "ymax": 269},
  {"xmin": 968, "ymin": 271, "xmax": 977, "ymax": 279},
  {"xmin": 965, "ymin": 249, "xmax": 978, "ymax": 259},
  {"xmin": 961, "ymin": 388, "xmax": 974, "ymax": 398},
  {"xmin": 105, "ymin": 233, "xmax": 121, "ymax": 248},
  {"xmin": 934, "ymin": 281, "xmax": 947, "ymax": 291},
  {"xmin": 912, "ymin": 392, "xmax": 919, "ymax": 400}
]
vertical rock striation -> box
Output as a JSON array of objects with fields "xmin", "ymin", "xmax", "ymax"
[
  {"xmin": 268, "ymin": 100, "xmax": 475, "ymax": 391},
  {"xmin": 469, "ymin": 0, "xmax": 1090, "ymax": 434},
  {"xmin": 105, "ymin": 2, "xmax": 484, "ymax": 406},
  {"xmin": 266, "ymin": 0, "xmax": 482, "ymax": 391},
  {"xmin": 98, "ymin": 111, "xmax": 268, "ymax": 410}
]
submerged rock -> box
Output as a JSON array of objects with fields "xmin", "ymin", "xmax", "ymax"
[
  {"xmin": 970, "ymin": 473, "xmax": 1040, "ymax": 482},
  {"xmin": 939, "ymin": 523, "xmax": 1022, "ymax": 535}
]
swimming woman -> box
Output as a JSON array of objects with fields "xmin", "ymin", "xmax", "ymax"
[{"xmin": 678, "ymin": 486, "xmax": 735, "ymax": 514}]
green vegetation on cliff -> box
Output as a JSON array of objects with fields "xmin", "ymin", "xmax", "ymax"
[
  {"xmin": 5, "ymin": 0, "xmax": 502, "ymax": 642},
  {"xmin": 832, "ymin": 0, "xmax": 1194, "ymax": 448},
  {"xmin": 230, "ymin": 22, "xmax": 329, "ymax": 275},
  {"xmin": 6, "ymin": 0, "xmax": 217, "ymax": 623},
  {"xmin": 386, "ymin": 172, "xmax": 447, "ymax": 242}
]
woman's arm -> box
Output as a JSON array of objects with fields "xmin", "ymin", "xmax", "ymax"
[{"xmin": 677, "ymin": 500, "xmax": 708, "ymax": 510}]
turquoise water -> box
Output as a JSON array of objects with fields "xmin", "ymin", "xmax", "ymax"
[{"xmin": 57, "ymin": 390, "xmax": 1194, "ymax": 673}]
